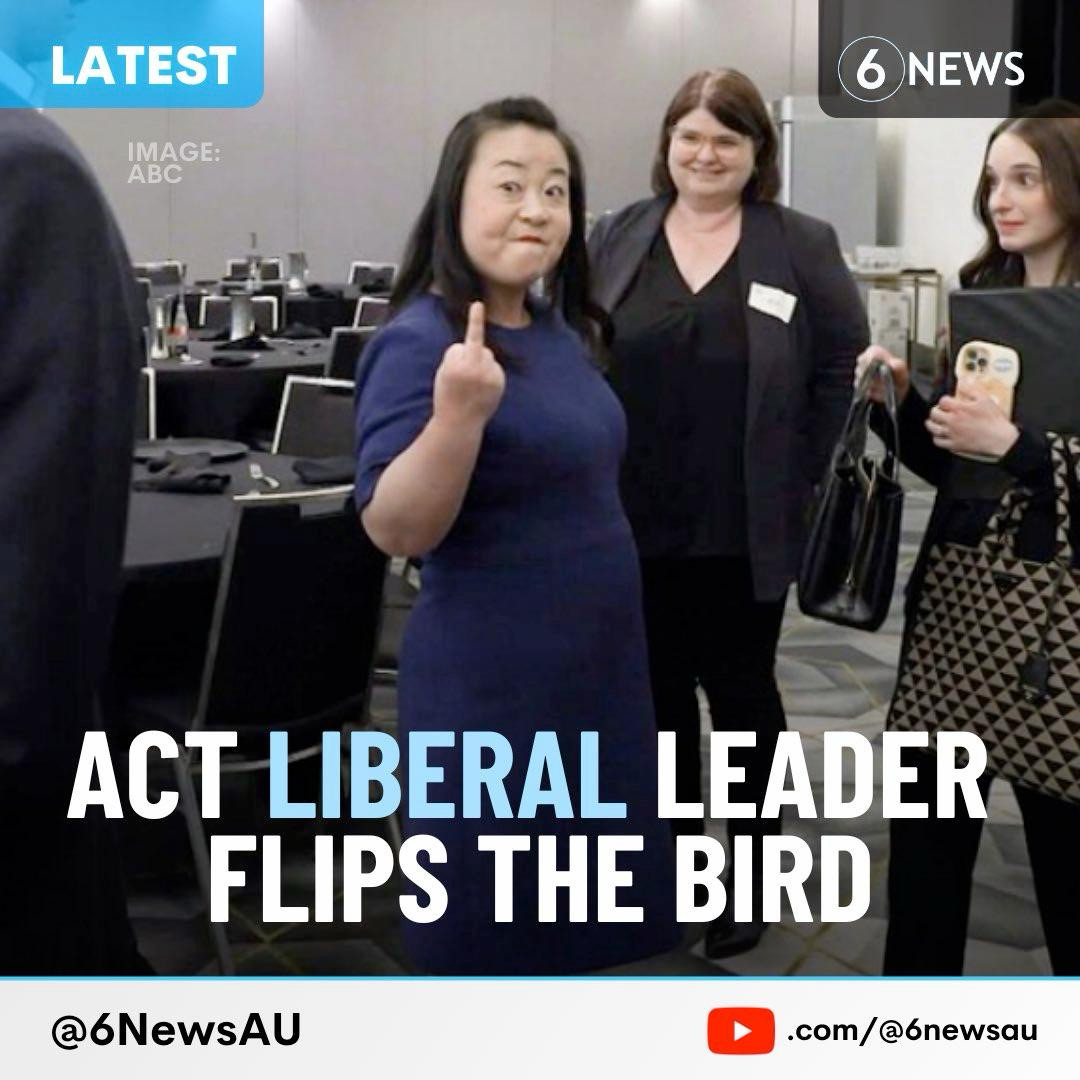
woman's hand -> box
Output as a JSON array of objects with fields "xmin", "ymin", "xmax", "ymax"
[
  {"xmin": 433, "ymin": 301, "xmax": 506, "ymax": 429},
  {"xmin": 925, "ymin": 385, "xmax": 1020, "ymax": 458},
  {"xmin": 854, "ymin": 345, "xmax": 910, "ymax": 406}
]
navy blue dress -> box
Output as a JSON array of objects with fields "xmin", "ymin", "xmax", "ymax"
[{"xmin": 354, "ymin": 294, "xmax": 678, "ymax": 974}]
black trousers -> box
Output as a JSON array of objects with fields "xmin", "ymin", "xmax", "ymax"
[
  {"xmin": 885, "ymin": 749, "xmax": 1080, "ymax": 974},
  {"xmin": 640, "ymin": 556, "xmax": 787, "ymax": 886},
  {"xmin": 0, "ymin": 779, "xmax": 150, "ymax": 974}
]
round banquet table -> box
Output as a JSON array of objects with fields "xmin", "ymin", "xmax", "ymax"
[
  {"xmin": 122, "ymin": 451, "xmax": 350, "ymax": 583},
  {"xmin": 108, "ymin": 450, "xmax": 355, "ymax": 737},
  {"xmin": 150, "ymin": 339, "xmax": 329, "ymax": 442}
]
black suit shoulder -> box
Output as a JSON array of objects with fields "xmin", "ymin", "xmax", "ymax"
[
  {"xmin": 590, "ymin": 196, "xmax": 665, "ymax": 246},
  {"xmin": 592, "ymin": 197, "xmax": 840, "ymax": 260},
  {"xmin": 769, "ymin": 202, "xmax": 835, "ymax": 240},
  {"xmin": 0, "ymin": 109, "xmax": 113, "ymax": 212},
  {"xmin": 765, "ymin": 203, "xmax": 845, "ymax": 277}
]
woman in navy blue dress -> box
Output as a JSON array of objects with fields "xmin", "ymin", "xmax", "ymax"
[{"xmin": 353, "ymin": 98, "xmax": 679, "ymax": 974}]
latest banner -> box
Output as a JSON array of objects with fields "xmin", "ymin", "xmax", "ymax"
[{"xmin": 0, "ymin": 0, "xmax": 263, "ymax": 108}]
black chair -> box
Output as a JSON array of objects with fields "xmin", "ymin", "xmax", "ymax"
[
  {"xmin": 127, "ymin": 495, "xmax": 387, "ymax": 973},
  {"xmin": 326, "ymin": 326, "xmax": 376, "ymax": 381},
  {"xmin": 259, "ymin": 258, "xmax": 283, "ymax": 282},
  {"xmin": 200, "ymin": 294, "xmax": 278, "ymax": 336},
  {"xmin": 347, "ymin": 261, "xmax": 397, "ymax": 292},
  {"xmin": 352, "ymin": 296, "xmax": 390, "ymax": 329},
  {"xmin": 256, "ymin": 281, "xmax": 287, "ymax": 331},
  {"xmin": 272, "ymin": 376, "xmax": 355, "ymax": 458},
  {"xmin": 220, "ymin": 282, "xmax": 286, "ymax": 332},
  {"xmin": 135, "ymin": 367, "xmax": 157, "ymax": 441},
  {"xmin": 134, "ymin": 260, "xmax": 185, "ymax": 286},
  {"xmin": 135, "ymin": 276, "xmax": 152, "ymax": 328},
  {"xmin": 225, "ymin": 257, "xmax": 284, "ymax": 282}
]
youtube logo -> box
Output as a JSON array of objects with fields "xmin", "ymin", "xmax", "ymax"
[{"xmin": 707, "ymin": 1007, "xmax": 775, "ymax": 1055}]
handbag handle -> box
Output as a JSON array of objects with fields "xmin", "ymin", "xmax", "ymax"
[
  {"xmin": 982, "ymin": 432, "xmax": 1075, "ymax": 566},
  {"xmin": 833, "ymin": 359, "xmax": 900, "ymax": 484}
]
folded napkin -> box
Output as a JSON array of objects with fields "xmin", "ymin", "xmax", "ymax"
[
  {"xmin": 133, "ymin": 452, "xmax": 231, "ymax": 494},
  {"xmin": 209, "ymin": 352, "xmax": 256, "ymax": 367},
  {"xmin": 276, "ymin": 322, "xmax": 325, "ymax": 340},
  {"xmin": 216, "ymin": 333, "xmax": 274, "ymax": 352},
  {"xmin": 292, "ymin": 456, "xmax": 354, "ymax": 485}
]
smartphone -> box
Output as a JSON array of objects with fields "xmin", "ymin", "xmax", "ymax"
[{"xmin": 952, "ymin": 339, "xmax": 1022, "ymax": 462}]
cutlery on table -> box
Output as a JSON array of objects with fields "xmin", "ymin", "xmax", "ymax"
[{"xmin": 248, "ymin": 462, "xmax": 280, "ymax": 489}]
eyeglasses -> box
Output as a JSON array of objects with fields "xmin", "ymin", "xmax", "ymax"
[{"xmin": 669, "ymin": 126, "xmax": 750, "ymax": 156}]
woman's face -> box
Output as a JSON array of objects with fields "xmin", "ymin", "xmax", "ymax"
[
  {"xmin": 666, "ymin": 106, "xmax": 756, "ymax": 207},
  {"xmin": 460, "ymin": 124, "xmax": 572, "ymax": 298},
  {"xmin": 985, "ymin": 131, "xmax": 1066, "ymax": 258}
]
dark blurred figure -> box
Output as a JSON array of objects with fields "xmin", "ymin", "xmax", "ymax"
[{"xmin": 0, "ymin": 102, "xmax": 147, "ymax": 970}]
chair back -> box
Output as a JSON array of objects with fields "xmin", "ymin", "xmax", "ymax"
[
  {"xmin": 135, "ymin": 367, "xmax": 157, "ymax": 441},
  {"xmin": 252, "ymin": 296, "xmax": 279, "ymax": 335},
  {"xmin": 225, "ymin": 257, "xmax": 284, "ymax": 282},
  {"xmin": 272, "ymin": 376, "xmax": 356, "ymax": 458},
  {"xmin": 260, "ymin": 257, "xmax": 284, "ymax": 281},
  {"xmin": 347, "ymin": 261, "xmax": 397, "ymax": 291},
  {"xmin": 134, "ymin": 260, "xmax": 185, "ymax": 286},
  {"xmin": 195, "ymin": 497, "xmax": 387, "ymax": 735},
  {"xmin": 200, "ymin": 295, "xmax": 278, "ymax": 335},
  {"xmin": 257, "ymin": 281, "xmax": 287, "ymax": 330},
  {"xmin": 352, "ymin": 296, "xmax": 390, "ymax": 328},
  {"xmin": 327, "ymin": 326, "xmax": 376, "ymax": 380},
  {"xmin": 135, "ymin": 277, "xmax": 152, "ymax": 327}
]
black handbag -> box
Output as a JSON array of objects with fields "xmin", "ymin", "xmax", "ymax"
[{"xmin": 797, "ymin": 360, "xmax": 904, "ymax": 631}]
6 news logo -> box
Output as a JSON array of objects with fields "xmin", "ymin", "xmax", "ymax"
[
  {"xmin": 837, "ymin": 37, "xmax": 1024, "ymax": 105},
  {"xmin": 816, "ymin": 0, "xmax": 1064, "ymax": 119}
]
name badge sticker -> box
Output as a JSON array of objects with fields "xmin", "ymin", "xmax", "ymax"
[{"xmin": 748, "ymin": 282, "xmax": 798, "ymax": 324}]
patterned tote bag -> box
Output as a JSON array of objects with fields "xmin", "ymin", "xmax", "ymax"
[{"xmin": 888, "ymin": 433, "xmax": 1080, "ymax": 802}]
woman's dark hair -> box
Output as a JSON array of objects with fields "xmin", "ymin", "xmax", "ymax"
[
  {"xmin": 391, "ymin": 96, "xmax": 609, "ymax": 359},
  {"xmin": 960, "ymin": 100, "xmax": 1080, "ymax": 288},
  {"xmin": 651, "ymin": 69, "xmax": 780, "ymax": 203}
]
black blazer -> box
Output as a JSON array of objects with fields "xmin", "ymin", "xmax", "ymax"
[
  {"xmin": 589, "ymin": 196, "xmax": 869, "ymax": 600},
  {"xmin": 0, "ymin": 110, "xmax": 143, "ymax": 970}
]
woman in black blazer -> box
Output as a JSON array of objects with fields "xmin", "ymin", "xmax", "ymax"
[{"xmin": 589, "ymin": 69, "xmax": 868, "ymax": 959}]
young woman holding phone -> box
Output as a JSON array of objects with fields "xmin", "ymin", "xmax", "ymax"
[{"xmin": 856, "ymin": 103, "xmax": 1080, "ymax": 974}]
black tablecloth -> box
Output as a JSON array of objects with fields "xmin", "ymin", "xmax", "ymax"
[
  {"xmin": 112, "ymin": 453, "xmax": 353, "ymax": 730},
  {"xmin": 123, "ymin": 452, "xmax": 334, "ymax": 581},
  {"xmin": 150, "ymin": 340, "xmax": 328, "ymax": 441}
]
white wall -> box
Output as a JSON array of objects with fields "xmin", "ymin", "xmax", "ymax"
[
  {"xmin": 880, "ymin": 117, "xmax": 1000, "ymax": 286},
  {"xmin": 47, "ymin": 0, "xmax": 1004, "ymax": 292},
  {"xmin": 47, "ymin": 0, "xmax": 817, "ymax": 282}
]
